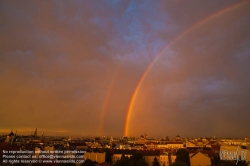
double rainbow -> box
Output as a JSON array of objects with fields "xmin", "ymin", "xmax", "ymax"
[
  {"xmin": 124, "ymin": 1, "xmax": 249, "ymax": 136},
  {"xmin": 99, "ymin": 1, "xmax": 249, "ymax": 136}
]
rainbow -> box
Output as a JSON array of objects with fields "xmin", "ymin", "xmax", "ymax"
[
  {"xmin": 100, "ymin": 69, "xmax": 120, "ymax": 135},
  {"xmin": 124, "ymin": 1, "xmax": 249, "ymax": 136}
]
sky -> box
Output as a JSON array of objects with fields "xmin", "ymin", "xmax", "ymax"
[{"xmin": 0, "ymin": 0, "xmax": 250, "ymax": 138}]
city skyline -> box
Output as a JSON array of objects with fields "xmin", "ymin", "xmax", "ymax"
[
  {"xmin": 2, "ymin": 127, "xmax": 249, "ymax": 139},
  {"xmin": 1, "ymin": 0, "xmax": 250, "ymax": 138}
]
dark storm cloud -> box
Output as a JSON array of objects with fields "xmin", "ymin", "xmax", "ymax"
[{"xmin": 0, "ymin": 0, "xmax": 250, "ymax": 137}]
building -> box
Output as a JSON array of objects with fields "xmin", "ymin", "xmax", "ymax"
[
  {"xmin": 220, "ymin": 146, "xmax": 250, "ymax": 166},
  {"xmin": 159, "ymin": 154, "xmax": 170, "ymax": 166},
  {"xmin": 68, "ymin": 142, "xmax": 88, "ymax": 150},
  {"xmin": 84, "ymin": 152, "xmax": 106, "ymax": 163},
  {"xmin": 186, "ymin": 140, "xmax": 199, "ymax": 148},
  {"xmin": 166, "ymin": 141, "xmax": 184, "ymax": 149},
  {"xmin": 189, "ymin": 151, "xmax": 211, "ymax": 166},
  {"xmin": 111, "ymin": 149, "xmax": 176, "ymax": 166},
  {"xmin": 113, "ymin": 153, "xmax": 132, "ymax": 163},
  {"xmin": 144, "ymin": 154, "xmax": 160, "ymax": 166}
]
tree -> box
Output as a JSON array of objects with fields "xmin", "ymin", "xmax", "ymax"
[
  {"xmin": 220, "ymin": 160, "xmax": 249, "ymax": 166},
  {"xmin": 121, "ymin": 156, "xmax": 130, "ymax": 166},
  {"xmin": 137, "ymin": 158, "xmax": 148, "ymax": 166},
  {"xmin": 133, "ymin": 153, "xmax": 148, "ymax": 166},
  {"xmin": 211, "ymin": 155, "xmax": 220, "ymax": 166},
  {"xmin": 113, "ymin": 153, "xmax": 148, "ymax": 166},
  {"xmin": 235, "ymin": 160, "xmax": 249, "ymax": 166},
  {"xmin": 171, "ymin": 161, "xmax": 188, "ymax": 166},
  {"xmin": 130, "ymin": 153, "xmax": 144, "ymax": 161},
  {"xmin": 81, "ymin": 159, "xmax": 95, "ymax": 166},
  {"xmin": 104, "ymin": 148, "xmax": 112, "ymax": 164},
  {"xmin": 175, "ymin": 149, "xmax": 190, "ymax": 166},
  {"xmin": 212, "ymin": 154, "xmax": 249, "ymax": 166},
  {"xmin": 59, "ymin": 163, "xmax": 76, "ymax": 166},
  {"xmin": 152, "ymin": 157, "xmax": 160, "ymax": 166},
  {"xmin": 113, "ymin": 155, "xmax": 131, "ymax": 166}
]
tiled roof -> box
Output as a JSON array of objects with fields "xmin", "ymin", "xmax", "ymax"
[
  {"xmin": 166, "ymin": 142, "xmax": 183, "ymax": 144},
  {"xmin": 112, "ymin": 149, "xmax": 161, "ymax": 156},
  {"xmin": 69, "ymin": 142, "xmax": 87, "ymax": 146},
  {"xmin": 188, "ymin": 149, "xmax": 215, "ymax": 158}
]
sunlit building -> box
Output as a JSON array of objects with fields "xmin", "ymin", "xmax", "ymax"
[
  {"xmin": 189, "ymin": 151, "xmax": 211, "ymax": 166},
  {"xmin": 165, "ymin": 141, "xmax": 184, "ymax": 149},
  {"xmin": 84, "ymin": 152, "xmax": 105, "ymax": 163}
]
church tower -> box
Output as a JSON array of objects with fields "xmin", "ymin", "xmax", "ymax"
[{"xmin": 34, "ymin": 128, "xmax": 37, "ymax": 137}]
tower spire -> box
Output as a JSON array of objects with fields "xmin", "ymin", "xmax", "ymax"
[{"xmin": 34, "ymin": 127, "xmax": 37, "ymax": 137}]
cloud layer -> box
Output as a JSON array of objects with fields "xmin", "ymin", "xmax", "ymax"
[{"xmin": 0, "ymin": 0, "xmax": 250, "ymax": 137}]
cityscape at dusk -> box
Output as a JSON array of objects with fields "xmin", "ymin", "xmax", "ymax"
[
  {"xmin": 1, "ymin": 0, "xmax": 250, "ymax": 139},
  {"xmin": 1, "ymin": 1, "xmax": 250, "ymax": 166}
]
